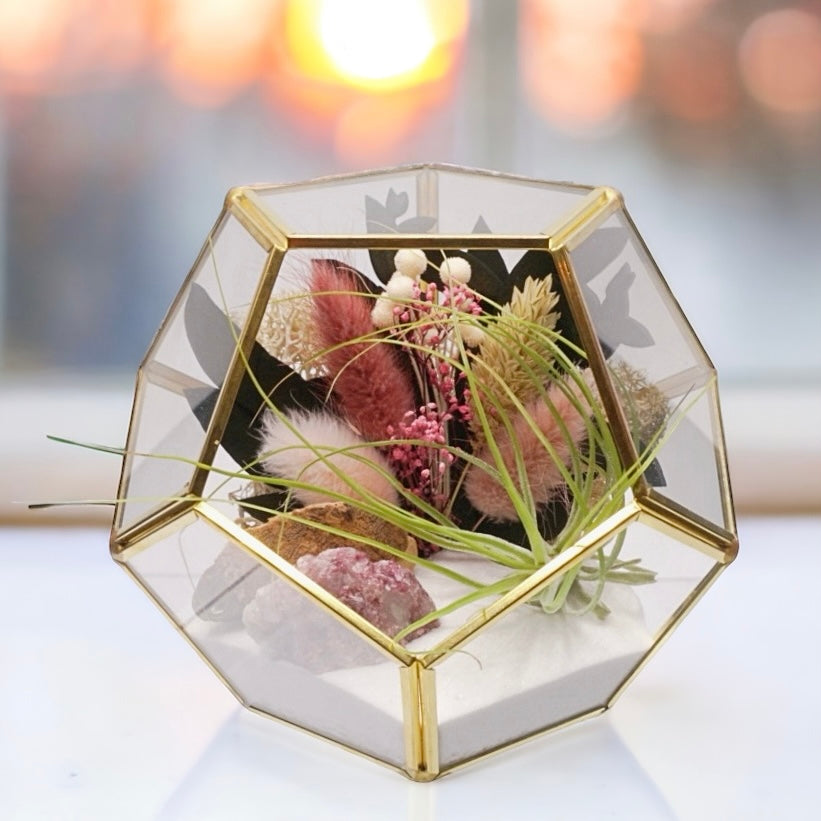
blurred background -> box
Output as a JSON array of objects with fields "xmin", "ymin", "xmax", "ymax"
[{"xmin": 1, "ymin": 0, "xmax": 819, "ymax": 518}]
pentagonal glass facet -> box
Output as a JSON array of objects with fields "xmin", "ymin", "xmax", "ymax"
[
  {"xmin": 432, "ymin": 514, "xmax": 718, "ymax": 768},
  {"xmin": 112, "ymin": 165, "xmax": 737, "ymax": 780},
  {"xmin": 117, "ymin": 212, "xmax": 269, "ymax": 533},
  {"xmin": 567, "ymin": 207, "xmax": 733, "ymax": 534},
  {"xmin": 125, "ymin": 511, "xmax": 407, "ymax": 767}
]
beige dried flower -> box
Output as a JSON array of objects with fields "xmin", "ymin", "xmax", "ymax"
[
  {"xmin": 471, "ymin": 275, "xmax": 561, "ymax": 432},
  {"xmin": 234, "ymin": 292, "xmax": 324, "ymax": 379}
]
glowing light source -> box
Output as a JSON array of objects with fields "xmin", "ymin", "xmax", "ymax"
[
  {"xmin": 318, "ymin": 0, "xmax": 436, "ymax": 85},
  {"xmin": 279, "ymin": 0, "xmax": 464, "ymax": 94},
  {"xmin": 268, "ymin": 0, "xmax": 467, "ymax": 162},
  {"xmin": 739, "ymin": 8, "xmax": 821, "ymax": 115}
]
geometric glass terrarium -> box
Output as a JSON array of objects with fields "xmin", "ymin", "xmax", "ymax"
[{"xmin": 111, "ymin": 164, "xmax": 738, "ymax": 780}]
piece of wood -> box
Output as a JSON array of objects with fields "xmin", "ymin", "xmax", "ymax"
[{"xmin": 248, "ymin": 502, "xmax": 417, "ymax": 566}]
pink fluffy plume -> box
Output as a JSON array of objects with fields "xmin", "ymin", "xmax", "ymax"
[
  {"xmin": 311, "ymin": 259, "xmax": 416, "ymax": 442},
  {"xmin": 465, "ymin": 375, "xmax": 594, "ymax": 521}
]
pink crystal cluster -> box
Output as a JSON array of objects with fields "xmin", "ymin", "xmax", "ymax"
[
  {"xmin": 241, "ymin": 546, "xmax": 439, "ymax": 673},
  {"xmin": 297, "ymin": 546, "xmax": 438, "ymax": 643}
]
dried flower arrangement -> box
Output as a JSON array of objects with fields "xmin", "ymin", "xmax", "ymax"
[
  {"xmin": 35, "ymin": 168, "xmax": 738, "ymax": 780},
  {"xmin": 180, "ymin": 196, "xmax": 674, "ymax": 649}
]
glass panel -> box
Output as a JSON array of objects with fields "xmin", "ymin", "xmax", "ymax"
[
  {"xmin": 570, "ymin": 210, "xmax": 710, "ymax": 383},
  {"xmin": 116, "ymin": 212, "xmax": 268, "ymax": 532},
  {"xmin": 118, "ymin": 367, "xmax": 212, "ymax": 530},
  {"xmin": 255, "ymin": 167, "xmax": 427, "ymax": 236},
  {"xmin": 568, "ymin": 209, "xmax": 733, "ymax": 526},
  {"xmin": 254, "ymin": 165, "xmax": 590, "ymax": 236},
  {"xmin": 651, "ymin": 379, "xmax": 733, "ymax": 530},
  {"xmin": 434, "ymin": 519, "xmax": 717, "ymax": 767},
  {"xmin": 126, "ymin": 514, "xmax": 406, "ymax": 767},
  {"xmin": 433, "ymin": 166, "xmax": 591, "ymax": 234}
]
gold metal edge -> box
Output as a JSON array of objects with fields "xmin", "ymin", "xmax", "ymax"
[
  {"xmin": 243, "ymin": 704, "xmax": 409, "ymax": 780},
  {"xmin": 552, "ymin": 244, "xmax": 649, "ymax": 498},
  {"xmin": 637, "ymin": 493, "xmax": 738, "ymax": 563},
  {"xmin": 546, "ymin": 185, "xmax": 622, "ymax": 250},
  {"xmin": 111, "ymin": 498, "xmax": 197, "ymax": 560},
  {"xmin": 401, "ymin": 662, "xmax": 440, "ymax": 780},
  {"xmin": 240, "ymin": 163, "xmax": 596, "ymax": 197},
  {"xmin": 193, "ymin": 502, "xmax": 416, "ymax": 666},
  {"xmin": 189, "ymin": 245, "xmax": 287, "ymax": 498},
  {"xmin": 437, "ymin": 705, "xmax": 607, "ymax": 778},
  {"xmin": 117, "ymin": 507, "xmax": 419, "ymax": 780},
  {"xmin": 134, "ymin": 207, "xmax": 234, "ymax": 373},
  {"xmin": 605, "ymin": 559, "xmax": 727, "ymax": 707},
  {"xmin": 284, "ymin": 234, "xmax": 554, "ymax": 249},
  {"xmin": 226, "ymin": 187, "xmax": 291, "ymax": 251},
  {"xmin": 113, "ymin": 206, "xmax": 246, "ymax": 540},
  {"xmin": 116, "ymin": 558, "xmax": 246, "ymax": 706},
  {"xmin": 120, "ymin": 553, "xmax": 410, "ymax": 780},
  {"xmin": 419, "ymin": 502, "xmax": 642, "ymax": 669},
  {"xmin": 708, "ymin": 378, "xmax": 739, "ymax": 538}
]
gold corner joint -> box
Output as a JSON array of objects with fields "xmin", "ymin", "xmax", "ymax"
[
  {"xmin": 401, "ymin": 662, "xmax": 439, "ymax": 780},
  {"xmin": 226, "ymin": 188, "xmax": 290, "ymax": 252},
  {"xmin": 637, "ymin": 494, "xmax": 738, "ymax": 563},
  {"xmin": 548, "ymin": 186, "xmax": 622, "ymax": 253}
]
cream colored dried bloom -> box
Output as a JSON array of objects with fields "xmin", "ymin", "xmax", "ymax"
[
  {"xmin": 471, "ymin": 275, "xmax": 561, "ymax": 428},
  {"xmin": 235, "ymin": 292, "xmax": 324, "ymax": 378}
]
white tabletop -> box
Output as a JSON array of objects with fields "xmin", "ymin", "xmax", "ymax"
[{"xmin": 2, "ymin": 517, "xmax": 819, "ymax": 821}]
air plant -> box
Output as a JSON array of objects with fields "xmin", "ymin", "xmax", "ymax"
[
  {"xmin": 40, "ymin": 198, "xmax": 678, "ymax": 632},
  {"xmin": 166, "ymin": 219, "xmax": 677, "ymax": 629}
]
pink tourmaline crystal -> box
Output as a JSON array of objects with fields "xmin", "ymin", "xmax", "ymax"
[{"xmin": 296, "ymin": 546, "xmax": 438, "ymax": 642}]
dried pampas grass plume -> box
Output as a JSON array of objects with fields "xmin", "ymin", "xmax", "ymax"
[
  {"xmin": 258, "ymin": 409, "xmax": 399, "ymax": 508},
  {"xmin": 311, "ymin": 259, "xmax": 416, "ymax": 440},
  {"xmin": 465, "ymin": 374, "xmax": 594, "ymax": 522}
]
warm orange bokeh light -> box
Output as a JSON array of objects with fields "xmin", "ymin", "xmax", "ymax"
[
  {"xmin": 521, "ymin": 0, "xmax": 644, "ymax": 130},
  {"xmin": 637, "ymin": 0, "xmax": 716, "ymax": 34},
  {"xmin": 739, "ymin": 8, "xmax": 821, "ymax": 115},
  {"xmin": 648, "ymin": 30, "xmax": 739, "ymax": 123},
  {"xmin": 152, "ymin": 0, "xmax": 277, "ymax": 106},
  {"xmin": 0, "ymin": 0, "xmax": 74, "ymax": 84},
  {"xmin": 265, "ymin": 0, "xmax": 467, "ymax": 162},
  {"xmin": 318, "ymin": 0, "xmax": 435, "ymax": 86},
  {"xmin": 282, "ymin": 0, "xmax": 466, "ymax": 93},
  {"xmin": 0, "ymin": 0, "xmax": 149, "ymax": 94}
]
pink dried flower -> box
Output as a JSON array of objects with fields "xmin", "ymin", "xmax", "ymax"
[
  {"xmin": 311, "ymin": 259, "xmax": 416, "ymax": 441},
  {"xmin": 258, "ymin": 409, "xmax": 399, "ymax": 507},
  {"xmin": 464, "ymin": 375, "xmax": 594, "ymax": 521},
  {"xmin": 388, "ymin": 404, "xmax": 456, "ymax": 508}
]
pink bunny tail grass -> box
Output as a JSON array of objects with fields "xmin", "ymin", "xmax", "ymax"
[
  {"xmin": 465, "ymin": 375, "xmax": 595, "ymax": 521},
  {"xmin": 311, "ymin": 259, "xmax": 416, "ymax": 440},
  {"xmin": 258, "ymin": 409, "xmax": 399, "ymax": 508}
]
